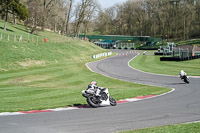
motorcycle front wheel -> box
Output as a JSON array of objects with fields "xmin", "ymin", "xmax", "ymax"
[
  {"xmin": 184, "ymin": 77, "xmax": 189, "ymax": 84},
  {"xmin": 87, "ymin": 95, "xmax": 100, "ymax": 108},
  {"xmin": 109, "ymin": 96, "xmax": 117, "ymax": 106}
]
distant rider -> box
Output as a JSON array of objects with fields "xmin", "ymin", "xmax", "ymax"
[
  {"xmin": 86, "ymin": 81, "xmax": 101, "ymax": 96},
  {"xmin": 179, "ymin": 70, "xmax": 187, "ymax": 80}
]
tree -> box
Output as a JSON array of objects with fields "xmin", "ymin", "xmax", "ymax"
[
  {"xmin": 83, "ymin": 0, "xmax": 100, "ymax": 38},
  {"xmin": 65, "ymin": 0, "xmax": 73, "ymax": 35},
  {"xmin": 74, "ymin": 0, "xmax": 99, "ymax": 37},
  {"xmin": 0, "ymin": 0, "xmax": 28, "ymax": 30},
  {"xmin": 26, "ymin": 1, "xmax": 43, "ymax": 34},
  {"xmin": 41, "ymin": 0, "xmax": 55, "ymax": 31}
]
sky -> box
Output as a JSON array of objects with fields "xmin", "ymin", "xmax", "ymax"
[
  {"xmin": 98, "ymin": 0, "xmax": 128, "ymax": 8},
  {"xmin": 75, "ymin": 0, "xmax": 128, "ymax": 9}
]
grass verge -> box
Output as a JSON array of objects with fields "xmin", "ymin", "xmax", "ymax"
[
  {"xmin": 129, "ymin": 51, "xmax": 200, "ymax": 76},
  {"xmin": 121, "ymin": 122, "xmax": 200, "ymax": 133}
]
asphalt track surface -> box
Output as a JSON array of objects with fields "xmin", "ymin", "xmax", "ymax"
[{"xmin": 1, "ymin": 50, "xmax": 200, "ymax": 133}]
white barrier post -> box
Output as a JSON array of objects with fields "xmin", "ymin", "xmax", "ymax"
[
  {"xmin": 92, "ymin": 51, "xmax": 112, "ymax": 59},
  {"xmin": 14, "ymin": 35, "xmax": 16, "ymax": 42},
  {"xmin": 7, "ymin": 34, "xmax": 9, "ymax": 41},
  {"xmin": 0, "ymin": 33, "xmax": 2, "ymax": 40},
  {"xmin": 19, "ymin": 35, "xmax": 23, "ymax": 42}
]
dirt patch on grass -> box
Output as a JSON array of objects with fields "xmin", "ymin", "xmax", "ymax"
[
  {"xmin": 0, "ymin": 68, "xmax": 8, "ymax": 71},
  {"xmin": 18, "ymin": 59, "xmax": 46, "ymax": 67},
  {"xmin": 12, "ymin": 46, "xmax": 18, "ymax": 49},
  {"xmin": 9, "ymin": 77, "xmax": 24, "ymax": 85},
  {"xmin": 7, "ymin": 75, "xmax": 50, "ymax": 85}
]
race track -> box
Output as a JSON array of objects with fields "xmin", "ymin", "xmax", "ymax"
[{"xmin": 1, "ymin": 50, "xmax": 200, "ymax": 133}]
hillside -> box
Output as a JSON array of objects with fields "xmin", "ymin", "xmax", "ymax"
[
  {"xmin": 0, "ymin": 21, "xmax": 107, "ymax": 70},
  {"xmin": 0, "ymin": 21, "xmax": 170, "ymax": 112},
  {"xmin": 0, "ymin": 36, "xmax": 105, "ymax": 70}
]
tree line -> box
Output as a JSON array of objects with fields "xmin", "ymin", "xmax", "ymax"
[
  {"xmin": 96, "ymin": 0, "xmax": 200, "ymax": 40},
  {"xmin": 0, "ymin": 0, "xmax": 100, "ymax": 37},
  {"xmin": 0, "ymin": 0, "xmax": 200, "ymax": 41}
]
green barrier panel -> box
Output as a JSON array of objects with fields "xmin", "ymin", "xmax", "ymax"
[{"xmin": 79, "ymin": 35, "xmax": 162, "ymax": 45}]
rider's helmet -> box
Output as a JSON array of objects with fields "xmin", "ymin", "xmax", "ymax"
[
  {"xmin": 90, "ymin": 81, "xmax": 97, "ymax": 86},
  {"xmin": 87, "ymin": 81, "xmax": 97, "ymax": 90},
  {"xmin": 180, "ymin": 70, "xmax": 187, "ymax": 77}
]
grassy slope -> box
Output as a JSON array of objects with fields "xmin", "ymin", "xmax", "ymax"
[
  {"xmin": 122, "ymin": 122, "xmax": 200, "ymax": 133},
  {"xmin": 130, "ymin": 51, "xmax": 200, "ymax": 76},
  {"xmin": 178, "ymin": 39, "xmax": 200, "ymax": 46},
  {"xmin": 0, "ymin": 21, "xmax": 170, "ymax": 112}
]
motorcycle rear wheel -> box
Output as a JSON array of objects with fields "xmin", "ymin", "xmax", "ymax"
[
  {"xmin": 109, "ymin": 96, "xmax": 117, "ymax": 106},
  {"xmin": 87, "ymin": 95, "xmax": 100, "ymax": 108}
]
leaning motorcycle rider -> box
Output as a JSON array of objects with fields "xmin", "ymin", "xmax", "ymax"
[
  {"xmin": 179, "ymin": 70, "xmax": 187, "ymax": 80},
  {"xmin": 86, "ymin": 81, "xmax": 101, "ymax": 96}
]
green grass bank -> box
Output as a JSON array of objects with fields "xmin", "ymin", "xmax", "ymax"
[
  {"xmin": 121, "ymin": 122, "xmax": 200, "ymax": 133},
  {"xmin": 130, "ymin": 51, "xmax": 200, "ymax": 76},
  {"xmin": 0, "ymin": 21, "xmax": 171, "ymax": 112}
]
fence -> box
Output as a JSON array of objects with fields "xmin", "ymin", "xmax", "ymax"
[
  {"xmin": 0, "ymin": 31, "xmax": 72, "ymax": 44},
  {"xmin": 173, "ymin": 48, "xmax": 192, "ymax": 58},
  {"xmin": 160, "ymin": 47, "xmax": 196, "ymax": 61},
  {"xmin": 116, "ymin": 43, "xmax": 135, "ymax": 49},
  {"xmin": 94, "ymin": 42, "xmax": 135, "ymax": 49}
]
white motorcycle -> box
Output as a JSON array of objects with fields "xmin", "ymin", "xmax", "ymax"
[
  {"xmin": 82, "ymin": 87, "xmax": 117, "ymax": 108},
  {"xmin": 181, "ymin": 75, "xmax": 190, "ymax": 84}
]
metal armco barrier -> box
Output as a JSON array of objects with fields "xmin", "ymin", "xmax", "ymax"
[{"xmin": 92, "ymin": 52, "xmax": 112, "ymax": 59}]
